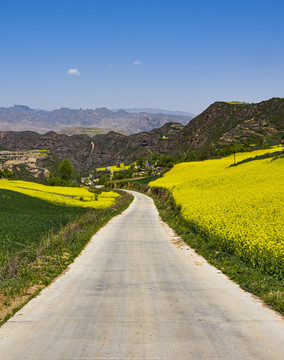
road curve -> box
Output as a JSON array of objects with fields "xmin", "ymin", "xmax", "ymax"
[{"xmin": 0, "ymin": 191, "xmax": 284, "ymax": 359}]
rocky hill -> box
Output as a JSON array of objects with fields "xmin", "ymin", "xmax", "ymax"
[
  {"xmin": 0, "ymin": 123, "xmax": 181, "ymax": 171},
  {"xmin": 1, "ymin": 98, "xmax": 283, "ymax": 172},
  {"xmin": 57, "ymin": 126, "xmax": 129, "ymax": 136},
  {"xmin": 0, "ymin": 105, "xmax": 193, "ymax": 134},
  {"xmin": 173, "ymin": 98, "xmax": 284, "ymax": 149}
]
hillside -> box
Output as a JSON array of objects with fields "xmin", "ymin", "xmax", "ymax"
[
  {"xmin": 0, "ymin": 98, "xmax": 283, "ymax": 172},
  {"xmin": 58, "ymin": 126, "xmax": 129, "ymax": 136},
  {"xmin": 174, "ymin": 97, "xmax": 284, "ymax": 150},
  {"xmin": 0, "ymin": 105, "xmax": 193, "ymax": 134},
  {"xmin": 0, "ymin": 123, "xmax": 183, "ymax": 170}
]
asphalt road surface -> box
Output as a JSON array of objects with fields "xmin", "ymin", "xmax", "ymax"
[{"xmin": 0, "ymin": 191, "xmax": 284, "ymax": 359}]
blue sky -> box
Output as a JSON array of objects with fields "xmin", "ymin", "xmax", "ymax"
[{"xmin": 0, "ymin": 0, "xmax": 283, "ymax": 114}]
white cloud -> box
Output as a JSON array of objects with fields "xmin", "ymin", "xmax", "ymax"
[
  {"xmin": 67, "ymin": 68, "xmax": 80, "ymax": 75},
  {"xmin": 108, "ymin": 64, "xmax": 113, "ymax": 68},
  {"xmin": 133, "ymin": 60, "xmax": 141, "ymax": 65}
]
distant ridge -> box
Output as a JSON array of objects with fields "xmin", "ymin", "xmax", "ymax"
[
  {"xmin": 0, "ymin": 105, "xmax": 194, "ymax": 134},
  {"xmin": 113, "ymin": 108, "xmax": 195, "ymax": 117}
]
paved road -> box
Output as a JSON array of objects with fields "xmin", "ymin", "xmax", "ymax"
[{"xmin": 0, "ymin": 191, "xmax": 284, "ymax": 359}]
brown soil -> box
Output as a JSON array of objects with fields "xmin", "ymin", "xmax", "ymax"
[{"xmin": 0, "ymin": 284, "xmax": 42, "ymax": 323}]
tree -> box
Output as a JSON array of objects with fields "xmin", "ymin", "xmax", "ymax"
[
  {"xmin": 157, "ymin": 155, "xmax": 174, "ymax": 168},
  {"xmin": 0, "ymin": 168, "xmax": 14, "ymax": 179},
  {"xmin": 98, "ymin": 175, "xmax": 109, "ymax": 185},
  {"xmin": 58, "ymin": 158, "xmax": 74, "ymax": 181},
  {"xmin": 48, "ymin": 158, "xmax": 76, "ymax": 186},
  {"xmin": 136, "ymin": 156, "xmax": 146, "ymax": 168}
]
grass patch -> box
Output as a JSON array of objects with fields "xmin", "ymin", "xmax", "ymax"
[{"xmin": 0, "ymin": 189, "xmax": 133, "ymax": 325}]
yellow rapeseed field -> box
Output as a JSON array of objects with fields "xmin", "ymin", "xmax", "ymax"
[
  {"xmin": 0, "ymin": 180, "xmax": 120, "ymax": 209},
  {"xmin": 96, "ymin": 163, "xmax": 131, "ymax": 172},
  {"xmin": 150, "ymin": 147, "xmax": 284, "ymax": 276}
]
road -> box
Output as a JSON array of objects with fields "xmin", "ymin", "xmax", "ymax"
[{"xmin": 0, "ymin": 191, "xmax": 284, "ymax": 359}]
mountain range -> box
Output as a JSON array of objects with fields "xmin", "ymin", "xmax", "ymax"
[
  {"xmin": 112, "ymin": 108, "xmax": 195, "ymax": 116},
  {"xmin": 0, "ymin": 105, "xmax": 194, "ymax": 134},
  {"xmin": 0, "ymin": 98, "xmax": 283, "ymax": 173}
]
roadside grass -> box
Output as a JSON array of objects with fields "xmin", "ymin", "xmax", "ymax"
[
  {"xmin": 112, "ymin": 182, "xmax": 284, "ymax": 315},
  {"xmin": 0, "ymin": 189, "xmax": 133, "ymax": 325}
]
